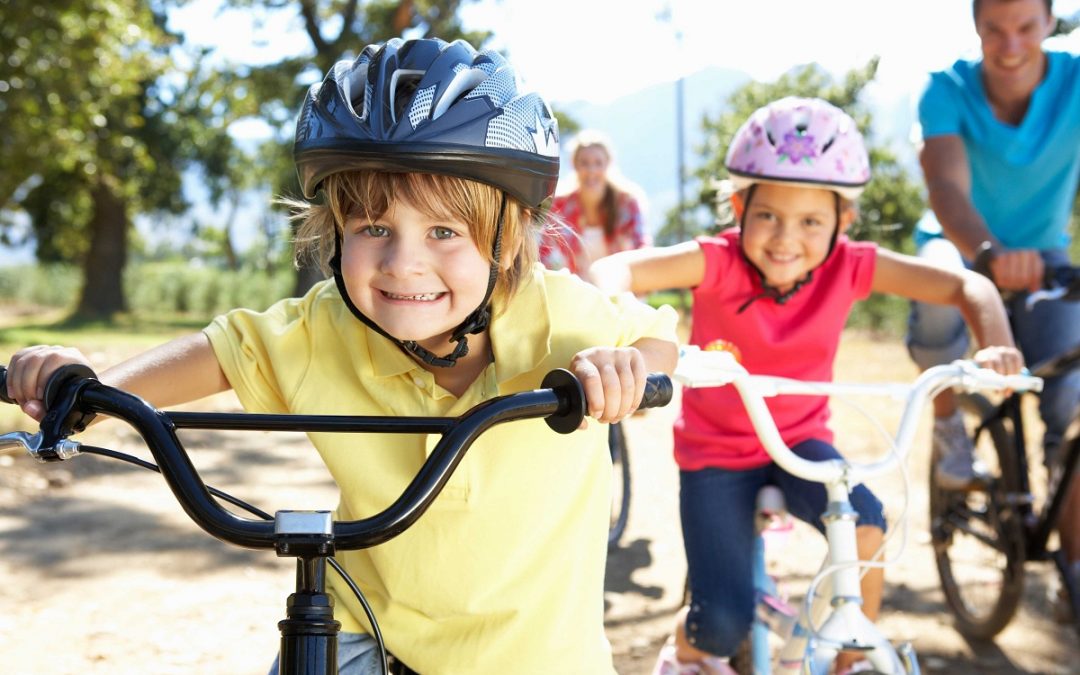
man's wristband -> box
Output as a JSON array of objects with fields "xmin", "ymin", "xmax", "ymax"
[{"xmin": 973, "ymin": 241, "xmax": 1000, "ymax": 279}]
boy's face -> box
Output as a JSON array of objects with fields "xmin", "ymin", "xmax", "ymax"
[
  {"xmin": 340, "ymin": 199, "xmax": 491, "ymax": 354},
  {"xmin": 976, "ymin": 0, "xmax": 1053, "ymax": 98},
  {"xmin": 739, "ymin": 183, "xmax": 850, "ymax": 293}
]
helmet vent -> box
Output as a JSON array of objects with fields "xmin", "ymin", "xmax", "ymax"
[
  {"xmin": 821, "ymin": 137, "xmax": 836, "ymax": 155},
  {"xmin": 431, "ymin": 67, "xmax": 489, "ymax": 120},
  {"xmin": 389, "ymin": 69, "xmax": 426, "ymax": 124}
]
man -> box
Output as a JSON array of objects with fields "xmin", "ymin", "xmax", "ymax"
[{"xmin": 908, "ymin": 0, "xmax": 1080, "ymax": 614}]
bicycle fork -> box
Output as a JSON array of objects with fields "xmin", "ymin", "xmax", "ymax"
[{"xmin": 766, "ymin": 483, "xmax": 920, "ymax": 675}]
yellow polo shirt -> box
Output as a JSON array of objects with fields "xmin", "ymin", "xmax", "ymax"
[{"xmin": 204, "ymin": 266, "xmax": 677, "ymax": 675}]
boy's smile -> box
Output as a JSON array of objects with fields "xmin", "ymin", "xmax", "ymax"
[{"xmin": 340, "ymin": 199, "xmax": 492, "ymax": 356}]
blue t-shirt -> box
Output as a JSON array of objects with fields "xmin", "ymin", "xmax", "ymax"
[{"xmin": 916, "ymin": 51, "xmax": 1080, "ymax": 251}]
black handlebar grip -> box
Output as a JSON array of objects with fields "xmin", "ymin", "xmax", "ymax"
[
  {"xmin": 0, "ymin": 366, "xmax": 13, "ymax": 405},
  {"xmin": 42, "ymin": 364, "xmax": 99, "ymax": 410},
  {"xmin": 640, "ymin": 373, "xmax": 673, "ymax": 410}
]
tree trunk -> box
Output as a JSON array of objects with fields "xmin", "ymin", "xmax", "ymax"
[
  {"xmin": 293, "ymin": 261, "xmax": 325, "ymax": 297},
  {"xmin": 75, "ymin": 177, "xmax": 128, "ymax": 318}
]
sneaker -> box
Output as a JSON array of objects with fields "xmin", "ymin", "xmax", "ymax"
[
  {"xmin": 651, "ymin": 643, "xmax": 738, "ymax": 675},
  {"xmin": 933, "ymin": 411, "xmax": 982, "ymax": 490}
]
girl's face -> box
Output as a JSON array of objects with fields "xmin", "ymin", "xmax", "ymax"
[
  {"xmin": 573, "ymin": 145, "xmax": 610, "ymax": 194},
  {"xmin": 340, "ymin": 199, "xmax": 491, "ymax": 356},
  {"xmin": 739, "ymin": 183, "xmax": 851, "ymax": 293}
]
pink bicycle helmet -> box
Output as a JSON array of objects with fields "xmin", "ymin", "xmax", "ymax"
[{"xmin": 725, "ymin": 97, "xmax": 870, "ymax": 200}]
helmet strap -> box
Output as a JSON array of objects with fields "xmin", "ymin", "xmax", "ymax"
[
  {"xmin": 735, "ymin": 187, "xmax": 841, "ymax": 314},
  {"xmin": 329, "ymin": 193, "xmax": 507, "ymax": 368}
]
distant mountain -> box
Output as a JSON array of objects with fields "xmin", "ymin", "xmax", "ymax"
[
  {"xmin": 552, "ymin": 67, "xmax": 921, "ymax": 235},
  {"xmin": 553, "ymin": 66, "xmax": 750, "ymax": 230}
]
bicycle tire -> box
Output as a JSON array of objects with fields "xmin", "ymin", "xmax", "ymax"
[
  {"xmin": 608, "ymin": 422, "xmax": 631, "ymax": 549},
  {"xmin": 929, "ymin": 392, "xmax": 1026, "ymax": 639}
]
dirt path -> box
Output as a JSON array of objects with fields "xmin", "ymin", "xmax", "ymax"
[{"xmin": 1, "ymin": 333, "xmax": 1077, "ymax": 674}]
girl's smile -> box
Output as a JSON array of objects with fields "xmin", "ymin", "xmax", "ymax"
[{"xmin": 740, "ymin": 183, "xmax": 852, "ymax": 293}]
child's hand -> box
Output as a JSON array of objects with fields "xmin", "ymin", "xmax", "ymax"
[
  {"xmin": 5, "ymin": 346, "xmax": 93, "ymax": 422},
  {"xmin": 972, "ymin": 345, "xmax": 1025, "ymax": 376},
  {"xmin": 569, "ymin": 346, "xmax": 647, "ymax": 428}
]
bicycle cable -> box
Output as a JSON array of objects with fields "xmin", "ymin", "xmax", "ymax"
[{"xmin": 79, "ymin": 444, "xmax": 391, "ymax": 675}]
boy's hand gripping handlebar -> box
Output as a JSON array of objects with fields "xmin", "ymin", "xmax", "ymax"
[{"xmin": 0, "ymin": 364, "xmax": 672, "ymax": 552}]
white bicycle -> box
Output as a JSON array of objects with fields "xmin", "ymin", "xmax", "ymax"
[{"xmin": 673, "ymin": 346, "xmax": 1042, "ymax": 675}]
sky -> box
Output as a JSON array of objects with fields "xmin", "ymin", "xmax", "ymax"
[
  {"xmin": 5, "ymin": 0, "xmax": 1080, "ymax": 264},
  {"xmin": 167, "ymin": 0, "xmax": 1080, "ymax": 134}
]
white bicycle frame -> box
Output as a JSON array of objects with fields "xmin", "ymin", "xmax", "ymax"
[{"xmin": 674, "ymin": 346, "xmax": 1043, "ymax": 675}]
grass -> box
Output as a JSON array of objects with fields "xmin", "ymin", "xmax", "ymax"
[{"xmin": 0, "ymin": 307, "xmax": 199, "ymax": 432}]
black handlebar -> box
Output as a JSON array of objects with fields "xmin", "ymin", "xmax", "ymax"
[{"xmin": 0, "ymin": 364, "xmax": 671, "ymax": 552}]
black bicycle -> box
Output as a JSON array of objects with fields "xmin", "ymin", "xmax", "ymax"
[
  {"xmin": 608, "ymin": 421, "xmax": 631, "ymax": 548},
  {"xmin": 0, "ymin": 364, "xmax": 671, "ymax": 675},
  {"xmin": 929, "ymin": 264, "xmax": 1080, "ymax": 639}
]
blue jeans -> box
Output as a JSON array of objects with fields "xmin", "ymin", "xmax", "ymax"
[
  {"xmin": 906, "ymin": 240, "xmax": 1080, "ymax": 457},
  {"xmin": 680, "ymin": 439, "xmax": 887, "ymax": 657},
  {"xmin": 268, "ymin": 631, "xmax": 380, "ymax": 675}
]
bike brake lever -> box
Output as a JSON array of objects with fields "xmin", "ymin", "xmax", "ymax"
[{"xmin": 1025, "ymin": 287, "xmax": 1066, "ymax": 311}]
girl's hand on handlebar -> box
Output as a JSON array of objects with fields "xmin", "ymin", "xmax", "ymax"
[
  {"xmin": 5, "ymin": 346, "xmax": 94, "ymax": 422},
  {"xmin": 569, "ymin": 346, "xmax": 647, "ymax": 428},
  {"xmin": 972, "ymin": 345, "xmax": 1025, "ymax": 376}
]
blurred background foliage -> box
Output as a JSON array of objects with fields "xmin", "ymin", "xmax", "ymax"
[{"xmin": 7, "ymin": 0, "xmax": 1073, "ymax": 337}]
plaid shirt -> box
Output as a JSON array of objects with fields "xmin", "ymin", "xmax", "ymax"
[{"xmin": 540, "ymin": 190, "xmax": 648, "ymax": 274}]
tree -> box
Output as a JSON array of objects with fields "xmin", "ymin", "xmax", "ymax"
[
  {"xmin": 670, "ymin": 59, "xmax": 926, "ymax": 329},
  {"xmin": 690, "ymin": 59, "xmax": 922, "ymax": 248},
  {"xmin": 0, "ymin": 0, "xmax": 229, "ymax": 318}
]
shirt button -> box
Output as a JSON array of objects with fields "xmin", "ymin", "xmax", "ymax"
[{"xmin": 412, "ymin": 375, "xmax": 425, "ymax": 388}]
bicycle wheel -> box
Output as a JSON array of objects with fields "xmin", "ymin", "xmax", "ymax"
[
  {"xmin": 929, "ymin": 393, "xmax": 1027, "ymax": 639},
  {"xmin": 608, "ymin": 422, "xmax": 631, "ymax": 548}
]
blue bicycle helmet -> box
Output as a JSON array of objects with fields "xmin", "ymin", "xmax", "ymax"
[
  {"xmin": 293, "ymin": 38, "xmax": 560, "ymax": 367},
  {"xmin": 294, "ymin": 37, "xmax": 560, "ymax": 208}
]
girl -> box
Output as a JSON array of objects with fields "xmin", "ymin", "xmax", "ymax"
[
  {"xmin": 589, "ymin": 97, "xmax": 1022, "ymax": 675},
  {"xmin": 4, "ymin": 38, "xmax": 678, "ymax": 675}
]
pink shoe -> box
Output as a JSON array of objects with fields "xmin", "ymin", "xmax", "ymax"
[{"xmin": 651, "ymin": 643, "xmax": 738, "ymax": 675}]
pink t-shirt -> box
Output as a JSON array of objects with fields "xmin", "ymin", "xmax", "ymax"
[{"xmin": 674, "ymin": 228, "xmax": 878, "ymax": 471}]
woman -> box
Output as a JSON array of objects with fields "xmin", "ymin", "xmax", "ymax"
[{"xmin": 541, "ymin": 130, "xmax": 649, "ymax": 279}]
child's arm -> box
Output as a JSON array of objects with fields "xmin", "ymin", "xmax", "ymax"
[
  {"xmin": 6, "ymin": 333, "xmax": 231, "ymax": 422},
  {"xmin": 570, "ymin": 337, "xmax": 678, "ymax": 426},
  {"xmin": 871, "ymin": 248, "xmax": 1024, "ymax": 373},
  {"xmin": 589, "ymin": 241, "xmax": 705, "ymax": 295}
]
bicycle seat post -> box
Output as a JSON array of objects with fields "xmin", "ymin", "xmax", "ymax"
[{"xmin": 274, "ymin": 511, "xmax": 341, "ymax": 675}]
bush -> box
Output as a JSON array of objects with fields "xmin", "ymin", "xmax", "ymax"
[
  {"xmin": 0, "ymin": 264, "xmax": 81, "ymax": 309},
  {"xmin": 0, "ymin": 263, "xmax": 296, "ymax": 320}
]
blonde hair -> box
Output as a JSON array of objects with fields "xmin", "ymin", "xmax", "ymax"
[
  {"xmin": 566, "ymin": 130, "xmax": 639, "ymax": 238},
  {"xmin": 289, "ymin": 172, "xmax": 541, "ymax": 306}
]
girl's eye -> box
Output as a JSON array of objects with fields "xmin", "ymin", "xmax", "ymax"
[
  {"xmin": 432, "ymin": 226, "xmax": 458, "ymax": 240},
  {"xmin": 804, "ymin": 218, "xmax": 823, "ymax": 228}
]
